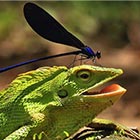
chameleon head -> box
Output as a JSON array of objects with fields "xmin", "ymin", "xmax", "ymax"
[{"xmin": 44, "ymin": 65, "xmax": 126, "ymax": 139}]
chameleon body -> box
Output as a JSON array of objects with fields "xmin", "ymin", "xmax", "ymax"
[{"xmin": 0, "ymin": 65, "xmax": 126, "ymax": 140}]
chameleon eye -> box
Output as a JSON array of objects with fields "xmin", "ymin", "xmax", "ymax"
[
  {"xmin": 58, "ymin": 90, "xmax": 68, "ymax": 98},
  {"xmin": 76, "ymin": 70, "xmax": 91, "ymax": 82}
]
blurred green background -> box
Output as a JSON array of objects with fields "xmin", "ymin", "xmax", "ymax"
[{"xmin": 0, "ymin": 1, "xmax": 140, "ymax": 128}]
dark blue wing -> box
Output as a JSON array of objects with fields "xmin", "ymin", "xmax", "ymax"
[{"xmin": 24, "ymin": 2, "xmax": 85, "ymax": 49}]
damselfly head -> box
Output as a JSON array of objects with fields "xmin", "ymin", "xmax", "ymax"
[{"xmin": 96, "ymin": 51, "xmax": 101, "ymax": 59}]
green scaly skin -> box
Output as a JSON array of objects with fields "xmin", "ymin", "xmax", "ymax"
[{"xmin": 0, "ymin": 65, "xmax": 125, "ymax": 140}]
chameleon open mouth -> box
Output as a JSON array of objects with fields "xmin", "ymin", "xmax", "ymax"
[{"xmin": 82, "ymin": 84, "xmax": 126, "ymax": 97}]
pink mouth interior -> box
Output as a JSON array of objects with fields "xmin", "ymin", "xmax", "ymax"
[
  {"xmin": 100, "ymin": 84, "xmax": 120, "ymax": 93},
  {"xmin": 83, "ymin": 84, "xmax": 121, "ymax": 95}
]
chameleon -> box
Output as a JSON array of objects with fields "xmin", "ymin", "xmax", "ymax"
[{"xmin": 0, "ymin": 64, "xmax": 134, "ymax": 140}]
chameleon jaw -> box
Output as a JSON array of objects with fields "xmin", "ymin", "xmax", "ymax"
[{"xmin": 82, "ymin": 84, "xmax": 126, "ymax": 98}]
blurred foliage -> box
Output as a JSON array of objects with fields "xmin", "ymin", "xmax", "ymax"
[
  {"xmin": 0, "ymin": 1, "xmax": 140, "ymax": 52},
  {"xmin": 0, "ymin": 1, "xmax": 140, "ymax": 47}
]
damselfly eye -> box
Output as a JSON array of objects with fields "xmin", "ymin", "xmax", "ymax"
[{"xmin": 96, "ymin": 51, "xmax": 101, "ymax": 59}]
